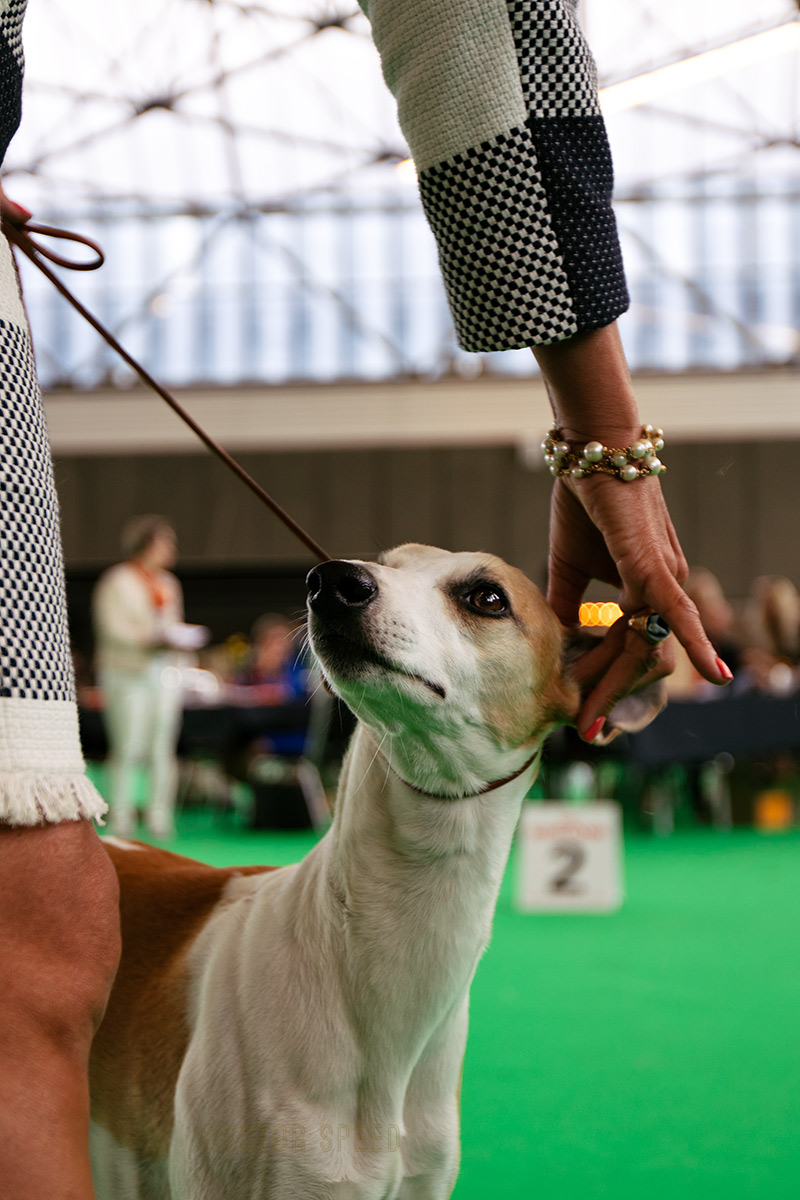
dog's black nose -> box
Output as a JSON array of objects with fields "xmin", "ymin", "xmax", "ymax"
[{"xmin": 306, "ymin": 561, "xmax": 379, "ymax": 614}]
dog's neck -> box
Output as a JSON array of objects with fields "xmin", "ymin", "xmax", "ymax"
[
  {"xmin": 317, "ymin": 723, "xmax": 538, "ymax": 1058},
  {"xmin": 345, "ymin": 696, "xmax": 542, "ymax": 802},
  {"xmin": 375, "ymin": 744, "xmax": 541, "ymax": 801}
]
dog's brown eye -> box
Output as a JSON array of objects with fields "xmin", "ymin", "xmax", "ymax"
[{"xmin": 465, "ymin": 585, "xmax": 509, "ymax": 616}]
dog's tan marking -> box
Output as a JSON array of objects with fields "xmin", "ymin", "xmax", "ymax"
[
  {"xmin": 90, "ymin": 842, "xmax": 276, "ymax": 1161},
  {"xmin": 430, "ymin": 550, "xmax": 579, "ymax": 750}
]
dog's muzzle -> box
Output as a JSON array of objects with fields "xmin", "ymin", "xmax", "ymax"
[
  {"xmin": 307, "ymin": 560, "xmax": 446, "ymax": 701},
  {"xmin": 306, "ymin": 560, "xmax": 379, "ymax": 618}
]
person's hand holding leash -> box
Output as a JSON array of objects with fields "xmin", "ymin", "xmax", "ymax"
[
  {"xmin": 535, "ymin": 323, "xmax": 733, "ymax": 741},
  {"xmin": 0, "ymin": 180, "xmax": 31, "ymax": 227}
]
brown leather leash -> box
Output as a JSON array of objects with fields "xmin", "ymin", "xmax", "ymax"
[{"xmin": 1, "ymin": 215, "xmax": 332, "ymax": 564}]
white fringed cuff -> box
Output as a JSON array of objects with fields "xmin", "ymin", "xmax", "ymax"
[
  {"xmin": 0, "ymin": 771, "xmax": 107, "ymax": 827},
  {"xmin": 0, "ymin": 697, "xmax": 107, "ymax": 826}
]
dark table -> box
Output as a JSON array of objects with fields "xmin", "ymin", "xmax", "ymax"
[
  {"xmin": 79, "ymin": 701, "xmax": 315, "ymax": 760},
  {"xmin": 626, "ymin": 694, "xmax": 800, "ymax": 766},
  {"xmin": 79, "ymin": 693, "xmax": 800, "ymax": 771}
]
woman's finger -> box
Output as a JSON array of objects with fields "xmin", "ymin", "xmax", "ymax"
[
  {"xmin": 619, "ymin": 566, "xmax": 732, "ymax": 686},
  {"xmin": 0, "ymin": 183, "xmax": 31, "ymax": 225},
  {"xmin": 575, "ymin": 624, "xmax": 674, "ymax": 739}
]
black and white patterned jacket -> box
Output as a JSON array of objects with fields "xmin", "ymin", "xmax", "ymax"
[
  {"xmin": 361, "ymin": 0, "xmax": 629, "ymax": 351},
  {"xmin": 0, "ymin": 0, "xmax": 24, "ymax": 167},
  {"xmin": 0, "ymin": 1, "xmax": 626, "ymax": 355}
]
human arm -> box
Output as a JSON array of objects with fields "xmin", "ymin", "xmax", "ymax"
[
  {"xmin": 359, "ymin": 0, "xmax": 628, "ymax": 349},
  {"xmin": 534, "ymin": 323, "xmax": 732, "ymax": 737},
  {"xmin": 361, "ymin": 1, "xmax": 731, "ymax": 729},
  {"xmin": 0, "ymin": 181, "xmax": 30, "ymax": 226}
]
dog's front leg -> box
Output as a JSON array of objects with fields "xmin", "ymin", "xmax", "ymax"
[
  {"xmin": 395, "ymin": 1158, "xmax": 460, "ymax": 1200},
  {"xmin": 394, "ymin": 1095, "xmax": 461, "ymax": 1200},
  {"xmin": 169, "ymin": 1106, "xmax": 410, "ymax": 1200},
  {"xmin": 394, "ymin": 1005, "xmax": 467, "ymax": 1200}
]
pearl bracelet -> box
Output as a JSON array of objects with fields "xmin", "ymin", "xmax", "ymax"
[{"xmin": 542, "ymin": 424, "xmax": 666, "ymax": 482}]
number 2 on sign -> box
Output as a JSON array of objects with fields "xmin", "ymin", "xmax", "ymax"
[{"xmin": 549, "ymin": 839, "xmax": 586, "ymax": 893}]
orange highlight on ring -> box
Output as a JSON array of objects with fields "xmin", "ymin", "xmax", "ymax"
[{"xmin": 579, "ymin": 601, "xmax": 624, "ymax": 628}]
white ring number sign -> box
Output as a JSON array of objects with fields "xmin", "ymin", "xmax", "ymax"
[{"xmin": 515, "ymin": 802, "xmax": 624, "ymax": 913}]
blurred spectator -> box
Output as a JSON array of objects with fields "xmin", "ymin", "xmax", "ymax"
[
  {"xmin": 666, "ymin": 568, "xmax": 741, "ymax": 699},
  {"xmin": 740, "ymin": 575, "xmax": 800, "ymax": 694},
  {"xmin": 236, "ymin": 614, "xmax": 308, "ymax": 706},
  {"xmin": 230, "ymin": 613, "xmax": 310, "ymax": 770},
  {"xmin": 92, "ymin": 515, "xmax": 207, "ymax": 839}
]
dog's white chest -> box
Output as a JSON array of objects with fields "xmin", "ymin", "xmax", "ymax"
[{"xmin": 164, "ymin": 836, "xmax": 470, "ymax": 1198}]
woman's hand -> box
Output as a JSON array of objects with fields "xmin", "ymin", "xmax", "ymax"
[
  {"xmin": 548, "ymin": 470, "xmax": 732, "ymax": 738},
  {"xmin": 534, "ymin": 322, "xmax": 733, "ymax": 740},
  {"xmin": 0, "ymin": 180, "xmax": 30, "ymax": 226}
]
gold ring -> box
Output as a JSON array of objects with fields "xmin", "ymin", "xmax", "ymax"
[{"xmin": 628, "ymin": 612, "xmax": 671, "ymax": 645}]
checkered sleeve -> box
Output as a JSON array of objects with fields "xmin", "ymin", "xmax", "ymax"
[
  {"xmin": 0, "ymin": 0, "xmax": 106, "ymax": 824},
  {"xmin": 0, "ymin": 0, "xmax": 25, "ymax": 165},
  {"xmin": 361, "ymin": 0, "xmax": 628, "ymax": 351},
  {"xmin": 0, "ymin": 238, "xmax": 107, "ymax": 824}
]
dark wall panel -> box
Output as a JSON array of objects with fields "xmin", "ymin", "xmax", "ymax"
[
  {"xmin": 55, "ymin": 439, "xmax": 799, "ymax": 619},
  {"xmin": 753, "ymin": 443, "xmax": 800, "ymax": 584}
]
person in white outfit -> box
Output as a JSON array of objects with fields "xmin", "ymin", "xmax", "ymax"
[{"xmin": 93, "ymin": 515, "xmax": 186, "ymax": 840}]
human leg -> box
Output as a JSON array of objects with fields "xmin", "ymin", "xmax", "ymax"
[
  {"xmin": 101, "ymin": 672, "xmax": 151, "ymax": 837},
  {"xmin": 144, "ymin": 665, "xmax": 183, "ymax": 840},
  {"xmin": 0, "ymin": 224, "xmax": 114, "ymax": 1195},
  {"xmin": 0, "ymin": 819, "xmax": 120, "ymax": 1200}
]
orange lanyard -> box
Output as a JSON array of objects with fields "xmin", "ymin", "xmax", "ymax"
[{"xmin": 130, "ymin": 562, "xmax": 168, "ymax": 611}]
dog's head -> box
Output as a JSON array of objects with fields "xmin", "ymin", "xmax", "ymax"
[{"xmin": 307, "ymin": 544, "xmax": 664, "ymax": 796}]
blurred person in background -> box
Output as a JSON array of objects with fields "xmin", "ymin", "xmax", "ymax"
[
  {"xmin": 236, "ymin": 613, "xmax": 308, "ymax": 705},
  {"xmin": 740, "ymin": 575, "xmax": 800, "ymax": 695},
  {"xmin": 666, "ymin": 568, "xmax": 742, "ymax": 699},
  {"xmin": 92, "ymin": 515, "xmax": 205, "ymax": 840},
  {"xmin": 226, "ymin": 614, "xmax": 314, "ymax": 828},
  {"xmin": 660, "ymin": 568, "xmax": 743, "ymax": 823},
  {"xmin": 234, "ymin": 613, "xmax": 310, "ymax": 757}
]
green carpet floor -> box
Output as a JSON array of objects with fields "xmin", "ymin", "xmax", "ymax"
[{"xmin": 111, "ymin": 804, "xmax": 800, "ymax": 1199}]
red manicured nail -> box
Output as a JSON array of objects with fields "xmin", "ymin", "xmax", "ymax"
[
  {"xmin": 716, "ymin": 657, "xmax": 734, "ymax": 683},
  {"xmin": 581, "ymin": 716, "xmax": 606, "ymax": 743}
]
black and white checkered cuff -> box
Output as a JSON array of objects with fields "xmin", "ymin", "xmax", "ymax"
[
  {"xmin": 419, "ymin": 124, "xmax": 578, "ymax": 352},
  {"xmin": 0, "ymin": 318, "xmax": 76, "ymax": 703},
  {"xmin": 507, "ymin": 0, "xmax": 600, "ymax": 119},
  {"xmin": 419, "ymin": 117, "xmax": 628, "ymax": 352}
]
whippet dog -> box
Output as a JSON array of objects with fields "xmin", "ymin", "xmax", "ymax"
[{"xmin": 89, "ymin": 544, "xmax": 664, "ymax": 1199}]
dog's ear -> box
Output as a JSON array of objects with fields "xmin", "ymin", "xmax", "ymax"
[{"xmin": 555, "ymin": 627, "xmax": 667, "ymax": 742}]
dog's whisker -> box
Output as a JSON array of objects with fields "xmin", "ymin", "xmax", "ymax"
[
  {"xmin": 353, "ymin": 731, "xmax": 389, "ymax": 796},
  {"xmin": 289, "ymin": 621, "xmax": 308, "ymax": 644},
  {"xmin": 293, "ymin": 641, "xmax": 313, "ymax": 672},
  {"xmin": 292, "ymin": 624, "xmax": 315, "ymax": 673},
  {"xmin": 381, "ymin": 742, "xmax": 393, "ymax": 794}
]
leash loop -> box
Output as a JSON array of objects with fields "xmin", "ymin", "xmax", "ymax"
[
  {"xmin": 11, "ymin": 221, "xmax": 105, "ymax": 271},
  {"xmin": 2, "ymin": 214, "xmax": 331, "ymax": 564}
]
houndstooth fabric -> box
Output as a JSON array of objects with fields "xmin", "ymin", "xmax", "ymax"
[
  {"xmin": 528, "ymin": 115, "xmax": 628, "ymax": 332},
  {"xmin": 508, "ymin": 0, "xmax": 599, "ymax": 118},
  {"xmin": 0, "ymin": 0, "xmax": 25, "ymax": 67},
  {"xmin": 0, "ymin": 240, "xmax": 106, "ymax": 821},
  {"xmin": 419, "ymin": 125, "xmax": 578, "ymax": 350},
  {"xmin": 364, "ymin": 0, "xmax": 628, "ymax": 350},
  {"xmin": 0, "ymin": 320, "xmax": 76, "ymax": 702},
  {"xmin": 0, "ymin": 0, "xmax": 24, "ymax": 165}
]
